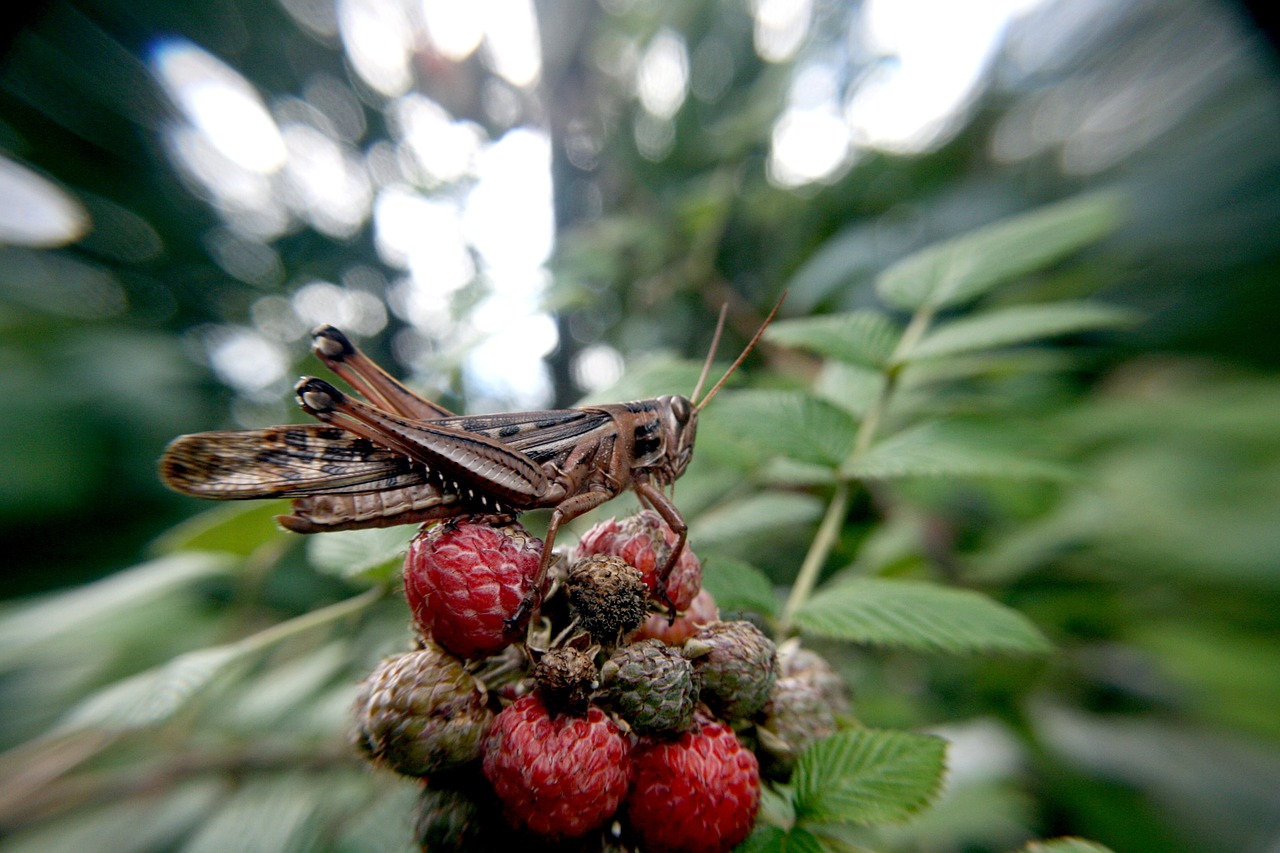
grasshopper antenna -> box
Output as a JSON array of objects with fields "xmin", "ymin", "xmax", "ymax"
[
  {"xmin": 693, "ymin": 293, "xmax": 786, "ymax": 412},
  {"xmin": 690, "ymin": 304, "xmax": 729, "ymax": 405}
]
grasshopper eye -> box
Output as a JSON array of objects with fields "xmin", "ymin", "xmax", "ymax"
[{"xmin": 669, "ymin": 395, "xmax": 692, "ymax": 424}]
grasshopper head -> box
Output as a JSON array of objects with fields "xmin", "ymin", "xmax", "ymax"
[
  {"xmin": 643, "ymin": 295, "xmax": 784, "ymax": 488},
  {"xmin": 651, "ymin": 394, "xmax": 697, "ymax": 485}
]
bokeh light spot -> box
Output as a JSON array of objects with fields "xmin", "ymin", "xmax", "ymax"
[{"xmin": 0, "ymin": 155, "xmax": 90, "ymax": 247}]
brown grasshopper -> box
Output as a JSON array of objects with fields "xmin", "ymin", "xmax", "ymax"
[{"xmin": 161, "ymin": 299, "xmax": 781, "ymax": 606}]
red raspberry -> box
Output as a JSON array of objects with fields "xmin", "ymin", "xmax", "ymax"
[
  {"xmin": 482, "ymin": 694, "xmax": 632, "ymax": 840},
  {"xmin": 626, "ymin": 721, "xmax": 761, "ymax": 853},
  {"xmin": 636, "ymin": 588, "xmax": 720, "ymax": 645},
  {"xmin": 575, "ymin": 511, "xmax": 701, "ymax": 610},
  {"xmin": 404, "ymin": 518, "xmax": 544, "ymax": 658}
]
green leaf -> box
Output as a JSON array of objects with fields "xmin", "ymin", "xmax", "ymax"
[
  {"xmin": 761, "ymin": 457, "xmax": 841, "ymax": 487},
  {"xmin": 179, "ymin": 775, "xmax": 323, "ymax": 853},
  {"xmin": 708, "ymin": 390, "xmax": 858, "ymax": 467},
  {"xmin": 1129, "ymin": 621, "xmax": 1280, "ymax": 741},
  {"xmin": 151, "ymin": 500, "xmax": 291, "ymax": 556},
  {"xmin": 307, "ymin": 525, "xmax": 415, "ymax": 583},
  {"xmin": 872, "ymin": 777, "xmax": 1034, "ymax": 852},
  {"xmin": 766, "ymin": 311, "xmax": 901, "ymax": 368},
  {"xmin": 794, "ymin": 730, "xmax": 947, "ymax": 825},
  {"xmin": 1020, "ymin": 839, "xmax": 1117, "ymax": 853},
  {"xmin": 225, "ymin": 642, "xmax": 352, "ymax": 729},
  {"xmin": 329, "ymin": 776, "xmax": 420, "ymax": 852},
  {"xmin": 900, "ymin": 349, "xmax": 1078, "ymax": 388},
  {"xmin": 794, "ymin": 579, "xmax": 1052, "ymax": 654},
  {"xmin": 814, "ymin": 361, "xmax": 885, "ymax": 418},
  {"xmin": 692, "ymin": 491, "xmax": 825, "ymax": 547},
  {"xmin": 844, "ymin": 421, "xmax": 1072, "ymax": 481},
  {"xmin": 876, "ymin": 192, "xmax": 1124, "ymax": 311},
  {"xmin": 58, "ymin": 591, "xmax": 380, "ymax": 732},
  {"xmin": 0, "ymin": 553, "xmax": 232, "ymax": 662},
  {"xmin": 59, "ymin": 644, "xmax": 250, "ymax": 732},
  {"xmin": 740, "ymin": 826, "xmax": 829, "ymax": 853},
  {"xmin": 783, "ymin": 223, "xmax": 882, "ymax": 310},
  {"xmin": 700, "ymin": 556, "xmax": 778, "ymax": 617},
  {"xmin": 900, "ymin": 302, "xmax": 1137, "ymax": 364}
]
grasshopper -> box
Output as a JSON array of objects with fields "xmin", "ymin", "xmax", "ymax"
[{"xmin": 161, "ymin": 299, "xmax": 781, "ymax": 607}]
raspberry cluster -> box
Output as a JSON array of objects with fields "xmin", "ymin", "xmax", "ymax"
[{"xmin": 351, "ymin": 510, "xmax": 848, "ymax": 852}]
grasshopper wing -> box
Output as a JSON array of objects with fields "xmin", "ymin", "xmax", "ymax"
[{"xmin": 160, "ymin": 425, "xmax": 427, "ymax": 499}]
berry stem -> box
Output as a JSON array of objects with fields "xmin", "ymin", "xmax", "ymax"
[{"xmin": 776, "ymin": 301, "xmax": 938, "ymax": 638}]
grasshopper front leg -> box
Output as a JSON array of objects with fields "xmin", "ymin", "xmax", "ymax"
[{"xmin": 635, "ymin": 480, "xmax": 687, "ymax": 616}]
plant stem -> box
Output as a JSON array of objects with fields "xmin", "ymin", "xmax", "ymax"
[
  {"xmin": 775, "ymin": 302, "xmax": 938, "ymax": 638},
  {"xmin": 238, "ymin": 585, "xmax": 385, "ymax": 654},
  {"xmin": 777, "ymin": 481, "xmax": 849, "ymax": 637}
]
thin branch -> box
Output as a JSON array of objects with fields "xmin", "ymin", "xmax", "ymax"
[{"xmin": 775, "ymin": 300, "xmax": 940, "ymax": 637}]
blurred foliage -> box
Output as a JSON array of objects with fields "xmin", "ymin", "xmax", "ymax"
[{"xmin": 3, "ymin": 0, "xmax": 1280, "ymax": 851}]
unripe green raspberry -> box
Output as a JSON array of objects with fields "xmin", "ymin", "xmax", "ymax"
[
  {"xmin": 414, "ymin": 776, "xmax": 514, "ymax": 850},
  {"xmin": 758, "ymin": 678, "xmax": 836, "ymax": 774},
  {"xmin": 353, "ymin": 641, "xmax": 493, "ymax": 777},
  {"xmin": 686, "ymin": 620, "xmax": 778, "ymax": 720},
  {"xmin": 758, "ymin": 643, "xmax": 849, "ymax": 775},
  {"xmin": 778, "ymin": 641, "xmax": 849, "ymax": 714},
  {"xmin": 601, "ymin": 638, "xmax": 699, "ymax": 734},
  {"xmin": 567, "ymin": 554, "xmax": 648, "ymax": 642}
]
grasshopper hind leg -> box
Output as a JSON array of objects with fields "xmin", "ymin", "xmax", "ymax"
[{"xmin": 310, "ymin": 325, "xmax": 454, "ymax": 420}]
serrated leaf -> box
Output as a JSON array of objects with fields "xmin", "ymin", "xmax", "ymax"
[
  {"xmin": 59, "ymin": 644, "xmax": 250, "ymax": 732},
  {"xmin": 738, "ymin": 826, "xmax": 788, "ymax": 853},
  {"xmin": 226, "ymin": 642, "xmax": 351, "ymax": 729},
  {"xmin": 766, "ymin": 311, "xmax": 901, "ymax": 368},
  {"xmin": 844, "ymin": 421, "xmax": 1072, "ymax": 482},
  {"xmin": 758, "ymin": 780, "xmax": 798, "ymax": 828},
  {"xmin": 692, "ymin": 492, "xmax": 825, "ymax": 547},
  {"xmin": 783, "ymin": 223, "xmax": 882, "ymax": 310},
  {"xmin": 900, "ymin": 302, "xmax": 1137, "ymax": 364},
  {"xmin": 179, "ymin": 775, "xmax": 322, "ymax": 853},
  {"xmin": 761, "ymin": 457, "xmax": 841, "ymax": 487},
  {"xmin": 900, "ymin": 349, "xmax": 1078, "ymax": 388},
  {"xmin": 0, "ymin": 553, "xmax": 232, "ymax": 662},
  {"xmin": 58, "ymin": 591, "xmax": 379, "ymax": 732},
  {"xmin": 330, "ymin": 776, "xmax": 419, "ymax": 852},
  {"xmin": 708, "ymin": 390, "xmax": 857, "ymax": 467},
  {"xmin": 307, "ymin": 525, "xmax": 414, "ymax": 582},
  {"xmin": 151, "ymin": 500, "xmax": 291, "ymax": 556},
  {"xmin": 794, "ymin": 730, "xmax": 947, "ymax": 825},
  {"xmin": 1021, "ymin": 839, "xmax": 1117, "ymax": 853},
  {"xmin": 700, "ymin": 556, "xmax": 778, "ymax": 617},
  {"xmin": 740, "ymin": 826, "xmax": 828, "ymax": 853},
  {"xmin": 794, "ymin": 579, "xmax": 1051, "ymax": 654},
  {"xmin": 876, "ymin": 193, "xmax": 1124, "ymax": 311},
  {"xmin": 814, "ymin": 361, "xmax": 885, "ymax": 419}
]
